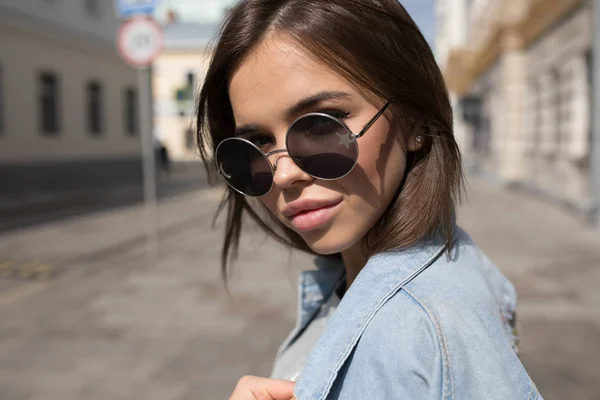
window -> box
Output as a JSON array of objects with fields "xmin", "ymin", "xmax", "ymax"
[
  {"xmin": 87, "ymin": 81, "xmax": 103, "ymax": 135},
  {"xmin": 586, "ymin": 50, "xmax": 593, "ymax": 147},
  {"xmin": 186, "ymin": 71, "xmax": 195, "ymax": 88},
  {"xmin": 0, "ymin": 64, "xmax": 4, "ymax": 135},
  {"xmin": 85, "ymin": 0, "xmax": 99, "ymax": 16},
  {"xmin": 124, "ymin": 87, "xmax": 138, "ymax": 135},
  {"xmin": 39, "ymin": 72, "xmax": 60, "ymax": 135},
  {"xmin": 549, "ymin": 68, "xmax": 561, "ymax": 151}
]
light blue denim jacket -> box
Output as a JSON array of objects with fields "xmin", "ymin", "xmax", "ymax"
[{"xmin": 279, "ymin": 227, "xmax": 543, "ymax": 400}]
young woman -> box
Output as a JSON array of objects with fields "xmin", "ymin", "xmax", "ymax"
[{"xmin": 196, "ymin": 1, "xmax": 543, "ymax": 399}]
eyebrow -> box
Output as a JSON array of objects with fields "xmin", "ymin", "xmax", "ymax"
[
  {"xmin": 284, "ymin": 90, "xmax": 352, "ymax": 118},
  {"xmin": 233, "ymin": 90, "xmax": 352, "ymax": 137}
]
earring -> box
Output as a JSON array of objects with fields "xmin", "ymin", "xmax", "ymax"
[{"xmin": 416, "ymin": 135, "xmax": 424, "ymax": 144}]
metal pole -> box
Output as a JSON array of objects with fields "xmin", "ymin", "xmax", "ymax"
[
  {"xmin": 138, "ymin": 66, "xmax": 160, "ymax": 259},
  {"xmin": 592, "ymin": 0, "xmax": 600, "ymax": 226}
]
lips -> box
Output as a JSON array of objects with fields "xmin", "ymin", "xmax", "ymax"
[
  {"xmin": 282, "ymin": 198, "xmax": 342, "ymax": 218},
  {"xmin": 282, "ymin": 198, "xmax": 343, "ymax": 231}
]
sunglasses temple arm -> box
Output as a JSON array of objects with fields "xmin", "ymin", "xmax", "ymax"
[{"xmin": 353, "ymin": 101, "xmax": 391, "ymax": 139}]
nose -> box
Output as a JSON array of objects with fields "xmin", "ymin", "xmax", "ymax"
[{"xmin": 271, "ymin": 154, "xmax": 313, "ymax": 190}]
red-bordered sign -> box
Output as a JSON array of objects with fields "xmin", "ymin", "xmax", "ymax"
[{"xmin": 117, "ymin": 17, "xmax": 163, "ymax": 68}]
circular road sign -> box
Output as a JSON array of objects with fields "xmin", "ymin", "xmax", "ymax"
[{"xmin": 117, "ymin": 17, "xmax": 163, "ymax": 68}]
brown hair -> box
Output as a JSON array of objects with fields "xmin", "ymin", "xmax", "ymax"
[{"xmin": 196, "ymin": 0, "xmax": 463, "ymax": 279}]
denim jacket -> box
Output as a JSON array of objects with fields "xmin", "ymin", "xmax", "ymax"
[{"xmin": 277, "ymin": 228, "xmax": 543, "ymax": 400}]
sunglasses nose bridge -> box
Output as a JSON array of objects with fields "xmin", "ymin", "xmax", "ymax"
[
  {"xmin": 270, "ymin": 152, "xmax": 315, "ymax": 190},
  {"xmin": 265, "ymin": 148, "xmax": 289, "ymax": 172}
]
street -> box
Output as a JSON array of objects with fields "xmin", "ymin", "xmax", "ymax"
[{"xmin": 0, "ymin": 175, "xmax": 598, "ymax": 400}]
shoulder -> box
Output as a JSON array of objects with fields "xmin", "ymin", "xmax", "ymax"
[
  {"xmin": 347, "ymin": 231, "xmax": 539, "ymax": 399},
  {"xmin": 359, "ymin": 290, "xmax": 440, "ymax": 363},
  {"xmin": 340, "ymin": 290, "xmax": 445, "ymax": 399},
  {"xmin": 407, "ymin": 230, "xmax": 519, "ymax": 351},
  {"xmin": 333, "ymin": 291, "xmax": 449, "ymax": 399},
  {"xmin": 295, "ymin": 230, "xmax": 542, "ymax": 400}
]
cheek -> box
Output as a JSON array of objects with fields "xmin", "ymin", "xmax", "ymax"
[
  {"xmin": 259, "ymin": 190, "xmax": 279, "ymax": 216},
  {"xmin": 342, "ymin": 130, "xmax": 406, "ymax": 210}
]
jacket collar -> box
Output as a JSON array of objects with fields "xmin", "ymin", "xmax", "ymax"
[
  {"xmin": 294, "ymin": 237, "xmax": 447, "ymax": 400},
  {"xmin": 299, "ymin": 256, "xmax": 346, "ymax": 328},
  {"xmin": 276, "ymin": 256, "xmax": 345, "ymax": 357}
]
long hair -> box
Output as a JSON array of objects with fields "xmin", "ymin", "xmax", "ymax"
[{"xmin": 196, "ymin": 0, "xmax": 463, "ymax": 279}]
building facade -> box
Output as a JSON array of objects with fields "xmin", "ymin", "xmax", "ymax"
[
  {"xmin": 437, "ymin": 0, "xmax": 594, "ymax": 213},
  {"xmin": 0, "ymin": 0, "xmax": 141, "ymax": 195},
  {"xmin": 434, "ymin": 0, "xmax": 472, "ymax": 163},
  {"xmin": 152, "ymin": 23, "xmax": 216, "ymax": 162}
]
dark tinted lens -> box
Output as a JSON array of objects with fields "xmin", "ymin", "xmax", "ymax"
[
  {"xmin": 287, "ymin": 115, "xmax": 357, "ymax": 179},
  {"xmin": 215, "ymin": 139, "xmax": 273, "ymax": 196}
]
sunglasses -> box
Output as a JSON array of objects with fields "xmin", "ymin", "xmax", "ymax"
[{"xmin": 215, "ymin": 101, "xmax": 391, "ymax": 197}]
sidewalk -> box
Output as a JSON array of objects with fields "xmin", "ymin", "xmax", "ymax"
[
  {"xmin": 0, "ymin": 176, "xmax": 597, "ymax": 399},
  {"xmin": 0, "ymin": 188, "xmax": 221, "ymax": 267},
  {"xmin": 458, "ymin": 177, "xmax": 600, "ymax": 400},
  {"xmin": 0, "ymin": 183, "xmax": 308, "ymax": 400}
]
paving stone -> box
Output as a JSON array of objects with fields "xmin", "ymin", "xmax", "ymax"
[{"xmin": 0, "ymin": 177, "xmax": 597, "ymax": 399}]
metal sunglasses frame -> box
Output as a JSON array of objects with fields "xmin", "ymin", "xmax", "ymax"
[{"xmin": 215, "ymin": 101, "xmax": 391, "ymax": 197}]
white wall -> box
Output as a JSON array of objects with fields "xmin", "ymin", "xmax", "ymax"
[
  {"xmin": 153, "ymin": 51, "xmax": 211, "ymax": 161},
  {"xmin": 524, "ymin": 6, "xmax": 593, "ymax": 206},
  {"xmin": 154, "ymin": 0, "xmax": 237, "ymax": 23},
  {"xmin": 434, "ymin": 0, "xmax": 472, "ymax": 163},
  {"xmin": 0, "ymin": 1, "xmax": 141, "ymax": 164},
  {"xmin": 0, "ymin": 0, "xmax": 120, "ymax": 43},
  {"xmin": 435, "ymin": 0, "xmax": 469, "ymax": 68}
]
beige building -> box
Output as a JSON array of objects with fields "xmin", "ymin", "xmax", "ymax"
[
  {"xmin": 0, "ymin": 0, "xmax": 141, "ymax": 194},
  {"xmin": 152, "ymin": 23, "xmax": 217, "ymax": 162},
  {"xmin": 434, "ymin": 0, "xmax": 472, "ymax": 163},
  {"xmin": 438, "ymin": 0, "xmax": 594, "ymax": 213}
]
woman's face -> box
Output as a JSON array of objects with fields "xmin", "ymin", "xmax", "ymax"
[{"xmin": 228, "ymin": 36, "xmax": 414, "ymax": 255}]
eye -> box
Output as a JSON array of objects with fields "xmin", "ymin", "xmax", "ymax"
[
  {"xmin": 244, "ymin": 133, "xmax": 275, "ymax": 151},
  {"xmin": 321, "ymin": 109, "xmax": 350, "ymax": 120}
]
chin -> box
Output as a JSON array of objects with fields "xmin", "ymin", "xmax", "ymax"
[{"xmin": 300, "ymin": 229, "xmax": 358, "ymax": 255}]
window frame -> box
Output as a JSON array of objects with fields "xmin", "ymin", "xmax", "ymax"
[
  {"xmin": 124, "ymin": 86, "xmax": 138, "ymax": 136},
  {"xmin": 85, "ymin": 0, "xmax": 100, "ymax": 17},
  {"xmin": 39, "ymin": 71, "xmax": 60, "ymax": 136},
  {"xmin": 86, "ymin": 80, "xmax": 104, "ymax": 136},
  {"xmin": 0, "ymin": 63, "xmax": 4, "ymax": 135}
]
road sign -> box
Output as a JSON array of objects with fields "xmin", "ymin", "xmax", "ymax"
[
  {"xmin": 114, "ymin": 0, "xmax": 157, "ymax": 19},
  {"xmin": 117, "ymin": 17, "xmax": 163, "ymax": 68}
]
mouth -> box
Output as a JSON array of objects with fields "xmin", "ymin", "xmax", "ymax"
[{"xmin": 285, "ymin": 199, "xmax": 343, "ymax": 231}]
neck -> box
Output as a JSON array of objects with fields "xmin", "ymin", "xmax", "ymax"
[{"xmin": 340, "ymin": 243, "xmax": 368, "ymax": 292}]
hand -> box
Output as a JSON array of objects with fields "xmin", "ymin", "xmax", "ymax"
[{"xmin": 228, "ymin": 376, "xmax": 296, "ymax": 400}]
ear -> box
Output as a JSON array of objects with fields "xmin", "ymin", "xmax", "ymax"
[{"xmin": 406, "ymin": 125, "xmax": 425, "ymax": 152}]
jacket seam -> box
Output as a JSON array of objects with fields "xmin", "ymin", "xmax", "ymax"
[
  {"xmin": 527, "ymin": 377, "xmax": 539, "ymax": 400},
  {"xmin": 402, "ymin": 286, "xmax": 455, "ymax": 400},
  {"xmin": 316, "ymin": 246, "xmax": 447, "ymax": 400}
]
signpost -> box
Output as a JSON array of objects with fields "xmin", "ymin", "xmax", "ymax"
[
  {"xmin": 117, "ymin": 18, "xmax": 163, "ymax": 67},
  {"xmin": 116, "ymin": 10, "xmax": 163, "ymax": 259},
  {"xmin": 592, "ymin": 0, "xmax": 600, "ymax": 226},
  {"xmin": 114, "ymin": 0, "xmax": 157, "ymax": 19}
]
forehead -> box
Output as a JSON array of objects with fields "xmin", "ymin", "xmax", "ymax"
[{"xmin": 228, "ymin": 37, "xmax": 353, "ymax": 123}]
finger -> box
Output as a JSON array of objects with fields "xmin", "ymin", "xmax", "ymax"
[
  {"xmin": 231, "ymin": 376, "xmax": 295, "ymax": 400},
  {"xmin": 263, "ymin": 379, "xmax": 295, "ymax": 400}
]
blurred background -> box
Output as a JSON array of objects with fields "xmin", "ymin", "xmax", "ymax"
[{"xmin": 0, "ymin": 0, "xmax": 598, "ymax": 399}]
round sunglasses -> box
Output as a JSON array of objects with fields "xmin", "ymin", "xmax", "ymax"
[{"xmin": 215, "ymin": 102, "xmax": 391, "ymax": 197}]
